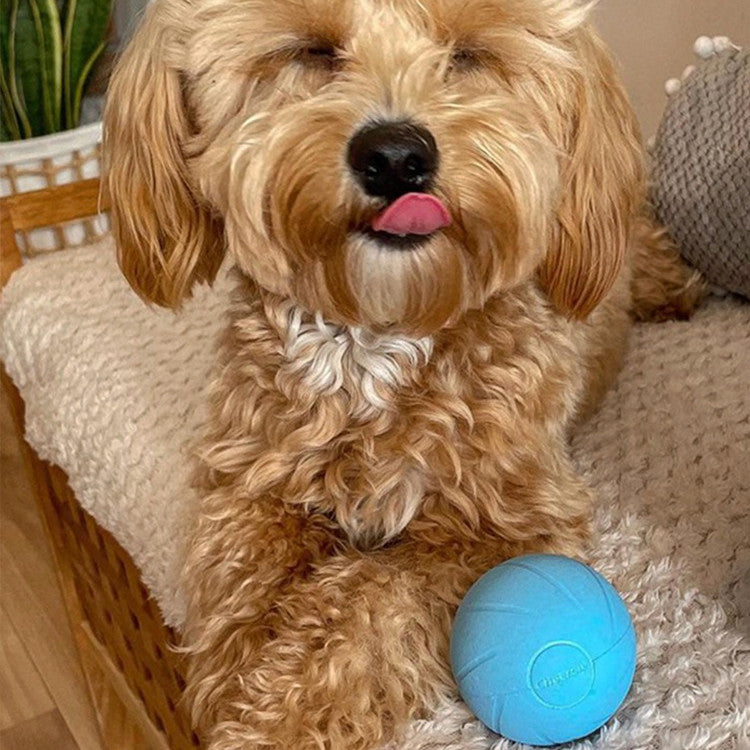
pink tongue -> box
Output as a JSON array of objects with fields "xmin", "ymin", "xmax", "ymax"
[{"xmin": 371, "ymin": 193, "xmax": 451, "ymax": 236}]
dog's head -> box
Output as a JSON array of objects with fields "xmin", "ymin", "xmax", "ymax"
[{"xmin": 105, "ymin": 0, "xmax": 643, "ymax": 336}]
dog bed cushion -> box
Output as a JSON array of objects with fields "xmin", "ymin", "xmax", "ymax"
[{"xmin": 1, "ymin": 235, "xmax": 749, "ymax": 748}]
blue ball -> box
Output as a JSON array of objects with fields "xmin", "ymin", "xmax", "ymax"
[{"xmin": 450, "ymin": 555, "xmax": 636, "ymax": 746}]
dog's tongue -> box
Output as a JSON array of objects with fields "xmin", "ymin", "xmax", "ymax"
[{"xmin": 371, "ymin": 193, "xmax": 451, "ymax": 236}]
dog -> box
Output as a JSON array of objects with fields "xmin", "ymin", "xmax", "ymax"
[{"xmin": 104, "ymin": 1, "xmax": 703, "ymax": 748}]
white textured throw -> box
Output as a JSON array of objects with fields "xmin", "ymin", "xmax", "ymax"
[
  {"xmin": 1, "ymin": 236, "xmax": 749, "ymax": 748},
  {"xmin": 0, "ymin": 236, "xmax": 228, "ymax": 627}
]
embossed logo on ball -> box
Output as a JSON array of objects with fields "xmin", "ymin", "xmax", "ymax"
[{"xmin": 529, "ymin": 642, "xmax": 596, "ymax": 708}]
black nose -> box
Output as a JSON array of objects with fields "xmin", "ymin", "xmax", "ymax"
[{"xmin": 347, "ymin": 121, "xmax": 438, "ymax": 202}]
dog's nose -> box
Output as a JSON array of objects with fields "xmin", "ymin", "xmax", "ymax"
[{"xmin": 347, "ymin": 121, "xmax": 438, "ymax": 202}]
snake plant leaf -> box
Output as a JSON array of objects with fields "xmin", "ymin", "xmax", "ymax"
[
  {"xmin": 0, "ymin": 3, "xmax": 22, "ymax": 141},
  {"xmin": 69, "ymin": 36, "xmax": 104, "ymax": 128},
  {"xmin": 1, "ymin": 91, "xmax": 21, "ymax": 140},
  {"xmin": 7, "ymin": 0, "xmax": 34, "ymax": 137},
  {"xmin": 33, "ymin": 0, "xmax": 63, "ymax": 131},
  {"xmin": 0, "ymin": 3, "xmax": 11, "ymax": 73},
  {"xmin": 63, "ymin": 0, "xmax": 111, "ymax": 129},
  {"xmin": 13, "ymin": 0, "xmax": 45, "ymax": 134},
  {"xmin": 9, "ymin": 0, "xmax": 61, "ymax": 135},
  {"xmin": 0, "ymin": 74, "xmax": 21, "ymax": 140}
]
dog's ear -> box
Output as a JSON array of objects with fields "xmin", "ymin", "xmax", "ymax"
[
  {"xmin": 539, "ymin": 29, "xmax": 643, "ymax": 318},
  {"xmin": 103, "ymin": 5, "xmax": 224, "ymax": 308}
]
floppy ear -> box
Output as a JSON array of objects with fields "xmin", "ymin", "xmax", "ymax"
[
  {"xmin": 539, "ymin": 29, "xmax": 643, "ymax": 318},
  {"xmin": 103, "ymin": 4, "xmax": 224, "ymax": 308}
]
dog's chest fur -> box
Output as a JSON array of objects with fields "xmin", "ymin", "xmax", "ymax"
[
  {"xmin": 279, "ymin": 304, "xmax": 433, "ymax": 419},
  {"xmin": 271, "ymin": 303, "xmax": 433, "ymax": 546},
  {"xmin": 211, "ymin": 283, "xmax": 582, "ymax": 549}
]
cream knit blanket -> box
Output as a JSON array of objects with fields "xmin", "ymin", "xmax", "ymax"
[{"xmin": 1, "ymin": 236, "xmax": 748, "ymax": 748}]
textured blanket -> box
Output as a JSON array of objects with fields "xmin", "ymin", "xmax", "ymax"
[{"xmin": 1, "ymin": 236, "xmax": 748, "ymax": 748}]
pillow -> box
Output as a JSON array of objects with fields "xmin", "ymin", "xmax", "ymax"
[{"xmin": 649, "ymin": 41, "xmax": 749, "ymax": 298}]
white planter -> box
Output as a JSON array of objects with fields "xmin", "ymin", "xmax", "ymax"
[{"xmin": 0, "ymin": 121, "xmax": 109, "ymax": 256}]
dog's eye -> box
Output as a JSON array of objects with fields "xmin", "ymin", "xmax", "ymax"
[
  {"xmin": 296, "ymin": 42, "xmax": 341, "ymax": 69},
  {"xmin": 450, "ymin": 47, "xmax": 483, "ymax": 72}
]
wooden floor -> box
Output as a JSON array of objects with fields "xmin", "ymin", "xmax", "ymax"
[{"xmin": 0, "ymin": 390, "xmax": 104, "ymax": 750}]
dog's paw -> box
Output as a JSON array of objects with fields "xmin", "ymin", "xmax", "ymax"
[{"xmin": 201, "ymin": 556, "xmax": 454, "ymax": 750}]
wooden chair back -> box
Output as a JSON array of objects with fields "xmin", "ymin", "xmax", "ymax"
[{"xmin": 0, "ymin": 178, "xmax": 109, "ymax": 288}]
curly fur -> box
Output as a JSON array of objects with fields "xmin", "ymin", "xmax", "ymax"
[{"xmin": 104, "ymin": 1, "xmax": 703, "ymax": 747}]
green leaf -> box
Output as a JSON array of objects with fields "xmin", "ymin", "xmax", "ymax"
[
  {"xmin": 70, "ymin": 36, "xmax": 104, "ymax": 128},
  {"xmin": 0, "ymin": 1, "xmax": 13, "ymax": 81},
  {"xmin": 32, "ymin": 0, "xmax": 63, "ymax": 131},
  {"xmin": 1, "ymin": 95, "xmax": 21, "ymax": 140},
  {"xmin": 0, "ymin": 70, "xmax": 21, "ymax": 140},
  {"xmin": 8, "ymin": 0, "xmax": 61, "ymax": 135},
  {"xmin": 63, "ymin": 0, "xmax": 110, "ymax": 129},
  {"xmin": 7, "ymin": 0, "xmax": 33, "ymax": 137},
  {"xmin": 0, "ymin": 3, "xmax": 21, "ymax": 140}
]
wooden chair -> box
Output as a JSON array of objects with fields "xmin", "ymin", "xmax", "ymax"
[{"xmin": 1, "ymin": 179, "xmax": 200, "ymax": 750}]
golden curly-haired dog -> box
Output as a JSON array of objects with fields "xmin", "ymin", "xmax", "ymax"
[{"xmin": 104, "ymin": 1, "xmax": 703, "ymax": 747}]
